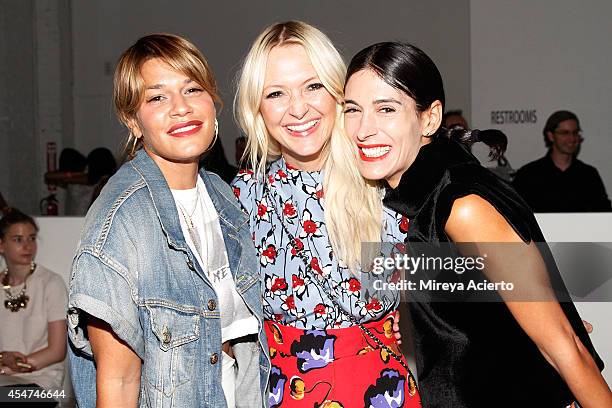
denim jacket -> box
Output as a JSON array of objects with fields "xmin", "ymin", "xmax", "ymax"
[{"xmin": 67, "ymin": 150, "xmax": 270, "ymax": 407}]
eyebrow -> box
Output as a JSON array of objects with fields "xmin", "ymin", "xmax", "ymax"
[
  {"xmin": 374, "ymin": 98, "xmax": 402, "ymax": 105},
  {"xmin": 263, "ymin": 76, "xmax": 318, "ymax": 90},
  {"xmin": 344, "ymin": 98, "xmax": 402, "ymax": 107},
  {"xmin": 146, "ymin": 78, "xmax": 192, "ymax": 90}
]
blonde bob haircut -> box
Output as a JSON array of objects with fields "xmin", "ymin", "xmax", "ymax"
[
  {"xmin": 234, "ymin": 21, "xmax": 382, "ymax": 272},
  {"xmin": 113, "ymin": 33, "xmax": 222, "ymax": 160}
]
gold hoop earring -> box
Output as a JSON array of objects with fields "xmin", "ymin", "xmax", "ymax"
[
  {"xmin": 204, "ymin": 118, "xmax": 219, "ymax": 153},
  {"xmin": 129, "ymin": 133, "xmax": 139, "ymax": 156}
]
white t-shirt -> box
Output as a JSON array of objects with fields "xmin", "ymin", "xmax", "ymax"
[
  {"xmin": 0, "ymin": 264, "xmax": 67, "ymax": 389},
  {"xmin": 171, "ymin": 176, "xmax": 258, "ymax": 343}
]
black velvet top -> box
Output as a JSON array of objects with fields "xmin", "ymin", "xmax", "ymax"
[{"xmin": 383, "ymin": 137, "xmax": 603, "ymax": 408}]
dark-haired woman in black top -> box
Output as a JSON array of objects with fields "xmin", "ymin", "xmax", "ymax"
[{"xmin": 329, "ymin": 41, "xmax": 610, "ymax": 407}]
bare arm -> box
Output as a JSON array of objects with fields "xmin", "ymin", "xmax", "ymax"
[
  {"xmin": 445, "ymin": 194, "xmax": 611, "ymax": 408},
  {"xmin": 25, "ymin": 320, "xmax": 67, "ymax": 371},
  {"xmin": 87, "ymin": 317, "xmax": 141, "ymax": 408}
]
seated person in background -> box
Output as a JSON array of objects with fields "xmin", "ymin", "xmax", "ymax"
[
  {"xmin": 45, "ymin": 147, "xmax": 117, "ymax": 215},
  {"xmin": 513, "ymin": 110, "xmax": 611, "ymax": 212},
  {"xmin": 443, "ymin": 109, "xmax": 515, "ymax": 181},
  {"xmin": 0, "ymin": 208, "xmax": 67, "ymax": 390}
]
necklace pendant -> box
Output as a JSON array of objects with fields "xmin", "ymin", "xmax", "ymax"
[{"xmin": 5, "ymin": 294, "xmax": 28, "ymax": 312}]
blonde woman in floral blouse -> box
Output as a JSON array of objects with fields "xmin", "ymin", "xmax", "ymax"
[{"xmin": 232, "ymin": 21, "xmax": 421, "ymax": 407}]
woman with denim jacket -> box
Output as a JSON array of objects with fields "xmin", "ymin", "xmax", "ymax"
[{"xmin": 67, "ymin": 34, "xmax": 269, "ymax": 408}]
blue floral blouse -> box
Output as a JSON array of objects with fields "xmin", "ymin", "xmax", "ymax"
[{"xmin": 231, "ymin": 158, "xmax": 408, "ymax": 329}]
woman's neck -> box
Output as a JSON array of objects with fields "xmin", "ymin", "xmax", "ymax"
[
  {"xmin": 147, "ymin": 152, "xmax": 200, "ymax": 189},
  {"xmin": 281, "ymin": 152, "xmax": 325, "ymax": 172},
  {"xmin": 3, "ymin": 263, "xmax": 32, "ymax": 286}
]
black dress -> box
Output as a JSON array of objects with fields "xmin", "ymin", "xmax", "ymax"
[{"xmin": 383, "ymin": 137, "xmax": 604, "ymax": 408}]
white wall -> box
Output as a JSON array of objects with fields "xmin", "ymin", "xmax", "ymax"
[
  {"xmin": 70, "ymin": 0, "xmax": 471, "ymax": 164},
  {"xmin": 471, "ymin": 1, "xmax": 612, "ymax": 194}
]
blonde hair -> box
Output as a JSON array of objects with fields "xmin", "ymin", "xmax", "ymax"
[
  {"xmin": 234, "ymin": 21, "xmax": 382, "ymax": 271},
  {"xmin": 113, "ymin": 33, "xmax": 221, "ymax": 160}
]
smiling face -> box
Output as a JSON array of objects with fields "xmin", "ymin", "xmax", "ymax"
[
  {"xmin": 0, "ymin": 222, "xmax": 37, "ymax": 267},
  {"xmin": 547, "ymin": 119, "xmax": 582, "ymax": 156},
  {"xmin": 259, "ymin": 44, "xmax": 337, "ymax": 171},
  {"xmin": 344, "ymin": 69, "xmax": 434, "ymax": 187},
  {"xmin": 130, "ymin": 58, "xmax": 216, "ymax": 176}
]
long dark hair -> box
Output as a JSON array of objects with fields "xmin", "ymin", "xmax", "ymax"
[{"xmin": 346, "ymin": 42, "xmax": 505, "ymax": 160}]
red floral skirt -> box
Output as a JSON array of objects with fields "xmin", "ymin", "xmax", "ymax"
[{"xmin": 265, "ymin": 312, "xmax": 421, "ymax": 407}]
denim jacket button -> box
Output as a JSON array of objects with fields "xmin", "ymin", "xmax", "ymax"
[
  {"xmin": 186, "ymin": 260, "xmax": 195, "ymax": 271},
  {"xmin": 207, "ymin": 299, "xmax": 216, "ymax": 311},
  {"xmin": 210, "ymin": 353, "xmax": 219, "ymax": 364},
  {"xmin": 162, "ymin": 326, "xmax": 172, "ymax": 344}
]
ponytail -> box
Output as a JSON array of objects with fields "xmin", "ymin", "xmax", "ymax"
[{"xmin": 438, "ymin": 127, "xmax": 508, "ymax": 161}]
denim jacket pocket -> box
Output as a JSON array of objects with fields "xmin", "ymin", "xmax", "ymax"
[{"xmin": 144, "ymin": 304, "xmax": 201, "ymax": 397}]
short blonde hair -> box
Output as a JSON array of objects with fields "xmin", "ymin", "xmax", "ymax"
[
  {"xmin": 234, "ymin": 21, "xmax": 346, "ymax": 176},
  {"xmin": 113, "ymin": 33, "xmax": 221, "ymax": 159}
]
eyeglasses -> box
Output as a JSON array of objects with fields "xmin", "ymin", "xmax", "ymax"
[{"xmin": 554, "ymin": 129, "xmax": 582, "ymax": 138}]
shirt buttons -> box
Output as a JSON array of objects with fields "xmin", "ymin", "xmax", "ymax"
[
  {"xmin": 186, "ymin": 260, "xmax": 195, "ymax": 271},
  {"xmin": 207, "ymin": 299, "xmax": 216, "ymax": 311},
  {"xmin": 210, "ymin": 353, "xmax": 219, "ymax": 365}
]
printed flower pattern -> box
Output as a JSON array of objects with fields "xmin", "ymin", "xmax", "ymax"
[{"xmin": 231, "ymin": 158, "xmax": 407, "ymax": 329}]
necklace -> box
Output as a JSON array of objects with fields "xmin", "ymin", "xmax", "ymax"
[
  {"xmin": 2, "ymin": 262, "xmax": 36, "ymax": 312},
  {"xmin": 176, "ymin": 183, "xmax": 202, "ymax": 258}
]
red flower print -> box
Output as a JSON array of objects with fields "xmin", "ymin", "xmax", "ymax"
[
  {"xmin": 290, "ymin": 238, "xmax": 304, "ymax": 256},
  {"xmin": 237, "ymin": 168, "xmax": 254, "ymax": 181},
  {"xmin": 314, "ymin": 303, "xmax": 327, "ymax": 317},
  {"xmin": 348, "ymin": 278, "xmax": 361, "ymax": 292},
  {"xmin": 292, "ymin": 274, "xmax": 304, "ymax": 287},
  {"xmin": 399, "ymin": 216, "xmax": 409, "ymax": 233},
  {"xmin": 316, "ymin": 188, "xmax": 324, "ymax": 199},
  {"xmin": 257, "ymin": 203, "xmax": 267, "ymax": 217},
  {"xmin": 366, "ymin": 298, "xmax": 382, "ymax": 311},
  {"xmin": 268, "ymin": 174, "xmax": 275, "ymax": 184},
  {"xmin": 310, "ymin": 257, "xmax": 323, "ymax": 274},
  {"xmin": 270, "ymin": 277, "xmax": 287, "ymax": 292},
  {"xmin": 303, "ymin": 220, "xmax": 317, "ymax": 234},
  {"xmin": 260, "ymin": 244, "xmax": 277, "ymax": 266},
  {"xmin": 233, "ymin": 187, "xmax": 240, "ymax": 198},
  {"xmin": 390, "ymin": 268, "xmax": 401, "ymax": 283},
  {"xmin": 285, "ymin": 162, "xmax": 298, "ymax": 170},
  {"xmin": 285, "ymin": 295, "xmax": 295, "ymax": 310},
  {"xmin": 274, "ymin": 313, "xmax": 283, "ymax": 322},
  {"xmin": 283, "ymin": 201, "xmax": 296, "ymax": 217},
  {"xmin": 298, "ymin": 209, "xmax": 322, "ymax": 239},
  {"xmin": 276, "ymin": 169, "xmax": 288, "ymax": 183}
]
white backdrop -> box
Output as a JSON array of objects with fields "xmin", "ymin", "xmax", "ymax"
[{"xmin": 470, "ymin": 0, "xmax": 612, "ymax": 194}]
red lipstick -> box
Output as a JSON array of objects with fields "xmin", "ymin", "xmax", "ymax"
[{"xmin": 167, "ymin": 120, "xmax": 203, "ymax": 137}]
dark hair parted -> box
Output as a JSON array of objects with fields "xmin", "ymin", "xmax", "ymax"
[
  {"xmin": 542, "ymin": 110, "xmax": 580, "ymax": 148},
  {"xmin": 0, "ymin": 208, "xmax": 38, "ymax": 239},
  {"xmin": 346, "ymin": 41, "xmax": 505, "ymax": 160},
  {"xmin": 346, "ymin": 42, "xmax": 445, "ymax": 113}
]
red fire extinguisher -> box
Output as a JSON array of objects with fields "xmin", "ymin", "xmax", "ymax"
[{"xmin": 40, "ymin": 193, "xmax": 58, "ymax": 215}]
